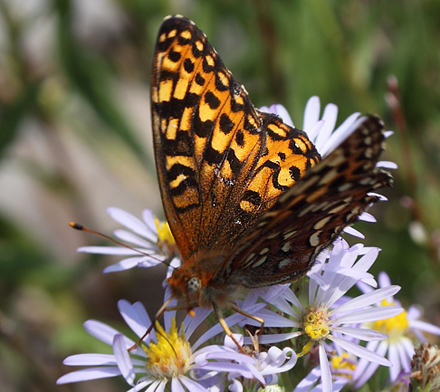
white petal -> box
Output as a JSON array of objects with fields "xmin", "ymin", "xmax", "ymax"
[
  {"xmin": 320, "ymin": 111, "xmax": 361, "ymax": 157},
  {"xmin": 117, "ymin": 300, "xmax": 152, "ymax": 347},
  {"xmin": 358, "ymin": 212, "xmax": 376, "ymax": 223},
  {"xmin": 84, "ymin": 320, "xmax": 119, "ymax": 345},
  {"xmin": 303, "ymin": 96, "xmax": 321, "ymax": 133},
  {"xmin": 113, "ymin": 229, "xmax": 155, "ymax": 247},
  {"xmin": 334, "ymin": 305, "xmax": 402, "ymax": 324},
  {"xmin": 113, "ymin": 333, "xmax": 135, "ymax": 386},
  {"xmin": 56, "ymin": 367, "xmax": 121, "ymax": 384},
  {"xmin": 107, "ymin": 207, "xmax": 154, "ymax": 240},
  {"xmin": 343, "ymin": 226, "xmax": 365, "ymax": 239},
  {"xmin": 179, "ymin": 376, "xmax": 207, "ymax": 392},
  {"xmin": 78, "ymin": 246, "xmax": 141, "ymax": 255},
  {"xmin": 63, "ymin": 353, "xmax": 116, "ymax": 366},
  {"xmin": 333, "ymin": 285, "xmax": 400, "ymax": 315},
  {"xmin": 329, "ymin": 335, "xmax": 391, "ymax": 366},
  {"xmin": 410, "ymin": 319, "xmax": 440, "ymax": 336},
  {"xmin": 319, "ymin": 344, "xmax": 332, "ymax": 392},
  {"xmin": 103, "ymin": 257, "xmax": 149, "ymax": 273},
  {"xmin": 332, "ymin": 326, "xmax": 388, "ymax": 341},
  {"xmin": 315, "ymin": 103, "xmax": 338, "ymax": 153},
  {"xmin": 376, "ymin": 161, "xmax": 398, "ymax": 169}
]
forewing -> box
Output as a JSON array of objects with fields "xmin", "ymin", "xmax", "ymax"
[
  {"xmin": 224, "ymin": 115, "xmax": 393, "ymax": 287},
  {"xmin": 151, "ymin": 16, "xmax": 319, "ymax": 263}
]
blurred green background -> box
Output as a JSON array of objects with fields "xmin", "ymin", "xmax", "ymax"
[{"xmin": 1, "ymin": 0, "xmax": 439, "ymax": 390}]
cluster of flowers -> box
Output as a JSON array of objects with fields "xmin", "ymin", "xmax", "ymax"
[{"xmin": 58, "ymin": 98, "xmax": 440, "ymax": 392}]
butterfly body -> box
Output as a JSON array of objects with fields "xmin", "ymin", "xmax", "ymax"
[{"xmin": 151, "ymin": 16, "xmax": 393, "ymax": 316}]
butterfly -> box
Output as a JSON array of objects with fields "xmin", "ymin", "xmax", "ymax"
[{"xmin": 150, "ymin": 15, "xmax": 393, "ymax": 347}]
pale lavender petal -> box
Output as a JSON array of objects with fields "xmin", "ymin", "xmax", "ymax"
[
  {"xmin": 388, "ymin": 344, "xmax": 401, "ymax": 381},
  {"xmin": 126, "ymin": 379, "xmax": 152, "ymax": 392},
  {"xmin": 229, "ymin": 378, "xmax": 243, "ymax": 392},
  {"xmin": 343, "ymin": 226, "xmax": 365, "ymax": 238},
  {"xmin": 378, "ymin": 271, "xmax": 392, "ymax": 288},
  {"xmin": 250, "ymin": 331, "xmax": 302, "ymax": 345},
  {"xmin": 113, "ymin": 333, "xmax": 135, "ymax": 386},
  {"xmin": 113, "ymin": 229, "xmax": 154, "ymax": 247},
  {"xmin": 410, "ymin": 319, "xmax": 440, "ymax": 335},
  {"xmin": 84, "ymin": 320, "xmax": 119, "ymax": 345},
  {"xmin": 262, "ymin": 347, "xmax": 297, "ymax": 374},
  {"xmin": 407, "ymin": 305, "xmax": 421, "ymax": 320},
  {"xmin": 315, "ymin": 103, "xmax": 338, "ymax": 152},
  {"xmin": 397, "ymin": 339, "xmax": 412, "ymax": 373},
  {"xmin": 179, "ymin": 376, "xmax": 207, "ymax": 392},
  {"xmin": 142, "ymin": 209, "xmax": 158, "ymax": 234},
  {"xmin": 329, "ymin": 335, "xmax": 390, "ymax": 366},
  {"xmin": 353, "ymin": 340, "xmax": 388, "ymax": 387},
  {"xmin": 333, "ymin": 285, "xmax": 400, "ymax": 315},
  {"xmin": 107, "ymin": 207, "xmax": 154, "ymax": 239},
  {"xmin": 358, "ymin": 212, "xmax": 376, "ymax": 222},
  {"xmin": 278, "ymin": 288, "xmax": 304, "ymax": 314},
  {"xmin": 305, "ymin": 119, "xmax": 325, "ymax": 142},
  {"xmin": 63, "ymin": 353, "xmax": 116, "ymax": 366},
  {"xmin": 319, "ymin": 344, "xmax": 332, "ymax": 392},
  {"xmin": 182, "ymin": 307, "xmax": 212, "ymax": 339},
  {"xmin": 303, "ymin": 96, "xmax": 321, "ymax": 133},
  {"xmin": 117, "ymin": 300, "xmax": 152, "ymax": 347},
  {"xmin": 195, "ymin": 346, "xmax": 255, "ymax": 365},
  {"xmin": 171, "ymin": 377, "xmax": 185, "ymax": 392},
  {"xmin": 145, "ymin": 379, "xmax": 167, "ymax": 392},
  {"xmin": 368, "ymin": 192, "xmax": 388, "ymax": 201},
  {"xmin": 78, "ymin": 246, "xmax": 140, "ymax": 255},
  {"xmin": 293, "ymin": 367, "xmax": 321, "ymax": 392},
  {"xmin": 103, "ymin": 258, "xmax": 141, "ymax": 272},
  {"xmin": 319, "ymin": 111, "xmax": 361, "ymax": 157},
  {"xmin": 402, "ymin": 336, "xmax": 416, "ymax": 359},
  {"xmin": 336, "ymin": 268, "xmax": 374, "ymax": 281},
  {"xmin": 377, "ymin": 161, "xmax": 398, "ymax": 169},
  {"xmin": 56, "ymin": 367, "xmax": 121, "ymax": 384},
  {"xmin": 332, "ymin": 326, "xmax": 388, "ymax": 341},
  {"xmin": 334, "ymin": 305, "xmax": 402, "ymax": 324}
]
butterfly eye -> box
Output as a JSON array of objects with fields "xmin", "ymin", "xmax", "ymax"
[{"xmin": 186, "ymin": 277, "xmax": 201, "ymax": 293}]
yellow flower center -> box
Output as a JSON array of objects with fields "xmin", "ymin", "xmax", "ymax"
[
  {"xmin": 304, "ymin": 307, "xmax": 330, "ymax": 340},
  {"xmin": 144, "ymin": 319, "xmax": 192, "ymax": 379},
  {"xmin": 372, "ymin": 299, "xmax": 409, "ymax": 341},
  {"xmin": 298, "ymin": 306, "xmax": 330, "ymax": 357},
  {"xmin": 155, "ymin": 218, "xmax": 177, "ymax": 256},
  {"xmin": 331, "ymin": 353, "xmax": 356, "ymax": 378}
]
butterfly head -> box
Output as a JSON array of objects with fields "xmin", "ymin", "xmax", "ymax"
[{"xmin": 167, "ymin": 261, "xmax": 233, "ymax": 310}]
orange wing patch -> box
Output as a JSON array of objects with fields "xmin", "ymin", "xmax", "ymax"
[{"xmin": 151, "ymin": 16, "xmax": 320, "ymax": 264}]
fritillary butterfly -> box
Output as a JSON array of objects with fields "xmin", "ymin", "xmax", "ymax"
[{"xmin": 151, "ymin": 16, "xmax": 392, "ymax": 343}]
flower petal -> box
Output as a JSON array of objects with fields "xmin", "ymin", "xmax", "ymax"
[{"xmin": 113, "ymin": 333, "xmax": 135, "ymax": 386}]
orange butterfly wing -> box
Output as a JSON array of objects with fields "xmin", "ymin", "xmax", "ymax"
[
  {"xmin": 151, "ymin": 16, "xmax": 320, "ymax": 267},
  {"xmin": 222, "ymin": 115, "xmax": 393, "ymax": 287}
]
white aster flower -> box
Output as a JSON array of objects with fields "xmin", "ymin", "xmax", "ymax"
[
  {"xmin": 57, "ymin": 299, "xmax": 263, "ymax": 391},
  {"xmin": 223, "ymin": 333, "xmax": 297, "ymax": 391},
  {"xmin": 78, "ymin": 207, "xmax": 181, "ymax": 273},
  {"xmin": 355, "ymin": 272, "xmax": 440, "ymax": 387},
  {"xmin": 247, "ymin": 239, "xmax": 403, "ymax": 392}
]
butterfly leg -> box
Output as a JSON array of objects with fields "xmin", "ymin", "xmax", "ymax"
[
  {"xmin": 230, "ymin": 303, "xmax": 265, "ymax": 352},
  {"xmin": 212, "ymin": 303, "xmax": 249, "ymax": 355}
]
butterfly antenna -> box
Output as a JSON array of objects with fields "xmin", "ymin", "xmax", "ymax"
[
  {"xmin": 128, "ymin": 295, "xmax": 175, "ymax": 351},
  {"xmin": 69, "ymin": 222, "xmax": 176, "ymax": 269}
]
